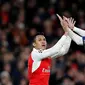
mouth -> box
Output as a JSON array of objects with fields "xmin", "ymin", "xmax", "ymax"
[{"xmin": 42, "ymin": 45, "xmax": 46, "ymax": 47}]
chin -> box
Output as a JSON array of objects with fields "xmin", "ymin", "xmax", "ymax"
[{"xmin": 42, "ymin": 47, "xmax": 46, "ymax": 50}]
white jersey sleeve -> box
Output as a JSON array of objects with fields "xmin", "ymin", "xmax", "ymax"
[
  {"xmin": 73, "ymin": 27, "xmax": 85, "ymax": 36},
  {"xmin": 32, "ymin": 35, "xmax": 67, "ymax": 61},
  {"xmin": 68, "ymin": 28, "xmax": 83, "ymax": 45},
  {"xmin": 51, "ymin": 35, "xmax": 71, "ymax": 58}
]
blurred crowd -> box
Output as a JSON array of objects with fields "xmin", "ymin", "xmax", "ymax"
[{"xmin": 1, "ymin": 0, "xmax": 85, "ymax": 85}]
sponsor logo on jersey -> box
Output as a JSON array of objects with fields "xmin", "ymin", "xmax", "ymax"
[{"xmin": 42, "ymin": 66, "xmax": 50, "ymax": 73}]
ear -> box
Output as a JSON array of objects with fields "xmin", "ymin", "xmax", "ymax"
[{"xmin": 33, "ymin": 42, "xmax": 36, "ymax": 47}]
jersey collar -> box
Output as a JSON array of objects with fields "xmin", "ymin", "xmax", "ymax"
[{"xmin": 33, "ymin": 48, "xmax": 44, "ymax": 53}]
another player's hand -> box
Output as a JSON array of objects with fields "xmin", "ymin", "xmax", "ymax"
[
  {"xmin": 63, "ymin": 16, "xmax": 76, "ymax": 30},
  {"xmin": 57, "ymin": 14, "xmax": 68, "ymax": 32}
]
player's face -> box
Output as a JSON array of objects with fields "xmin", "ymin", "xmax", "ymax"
[{"xmin": 34, "ymin": 35, "xmax": 47, "ymax": 50}]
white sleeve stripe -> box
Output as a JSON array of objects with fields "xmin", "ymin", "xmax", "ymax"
[
  {"xmin": 31, "ymin": 52, "xmax": 41, "ymax": 73},
  {"xmin": 32, "ymin": 61, "xmax": 41, "ymax": 73}
]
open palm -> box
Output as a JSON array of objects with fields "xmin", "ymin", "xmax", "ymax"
[{"xmin": 63, "ymin": 16, "xmax": 76, "ymax": 30}]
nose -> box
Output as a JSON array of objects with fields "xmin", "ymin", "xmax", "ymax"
[{"xmin": 42, "ymin": 41, "xmax": 45, "ymax": 44}]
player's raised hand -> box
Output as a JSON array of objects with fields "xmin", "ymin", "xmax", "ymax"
[
  {"xmin": 57, "ymin": 14, "xmax": 68, "ymax": 32},
  {"xmin": 56, "ymin": 14, "xmax": 63, "ymax": 26},
  {"xmin": 63, "ymin": 16, "xmax": 76, "ymax": 30}
]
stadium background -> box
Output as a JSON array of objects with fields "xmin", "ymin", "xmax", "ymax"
[{"xmin": 1, "ymin": 0, "xmax": 85, "ymax": 85}]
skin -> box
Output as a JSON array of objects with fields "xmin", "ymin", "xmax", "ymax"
[
  {"xmin": 33, "ymin": 35, "xmax": 47, "ymax": 50},
  {"xmin": 57, "ymin": 14, "xmax": 75, "ymax": 31}
]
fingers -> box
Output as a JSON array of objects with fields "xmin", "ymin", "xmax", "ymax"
[
  {"xmin": 71, "ymin": 18, "xmax": 74, "ymax": 24},
  {"xmin": 57, "ymin": 14, "xmax": 76, "ymax": 25},
  {"xmin": 56, "ymin": 14, "xmax": 63, "ymax": 22},
  {"xmin": 69, "ymin": 17, "xmax": 71, "ymax": 23},
  {"xmin": 69, "ymin": 17, "xmax": 76, "ymax": 24},
  {"xmin": 63, "ymin": 16, "xmax": 69, "ymax": 21},
  {"xmin": 56, "ymin": 14, "xmax": 76, "ymax": 30},
  {"xmin": 73, "ymin": 21, "xmax": 76, "ymax": 25},
  {"xmin": 56, "ymin": 14, "xmax": 68, "ymax": 32}
]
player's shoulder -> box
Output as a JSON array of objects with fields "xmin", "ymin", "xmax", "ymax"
[
  {"xmin": 32, "ymin": 48, "xmax": 43, "ymax": 54},
  {"xmin": 31, "ymin": 48, "xmax": 44, "ymax": 60},
  {"xmin": 31, "ymin": 48, "xmax": 43, "ymax": 57}
]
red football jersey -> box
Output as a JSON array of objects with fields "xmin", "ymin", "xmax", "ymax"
[{"xmin": 28, "ymin": 53, "xmax": 51, "ymax": 85}]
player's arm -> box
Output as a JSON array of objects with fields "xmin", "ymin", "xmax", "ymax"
[
  {"xmin": 32, "ymin": 34, "xmax": 67, "ymax": 61},
  {"xmin": 57, "ymin": 14, "xmax": 83, "ymax": 45},
  {"xmin": 51, "ymin": 14, "xmax": 72, "ymax": 58},
  {"xmin": 51, "ymin": 35, "xmax": 71, "ymax": 58},
  {"xmin": 73, "ymin": 27, "xmax": 85, "ymax": 36},
  {"xmin": 64, "ymin": 17, "xmax": 85, "ymax": 36},
  {"xmin": 67, "ymin": 28, "xmax": 83, "ymax": 45},
  {"xmin": 63, "ymin": 16, "xmax": 83, "ymax": 45}
]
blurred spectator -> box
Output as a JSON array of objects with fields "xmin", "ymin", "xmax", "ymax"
[
  {"xmin": 0, "ymin": 71, "xmax": 13, "ymax": 85},
  {"xmin": 1, "ymin": 2, "xmax": 11, "ymax": 29},
  {"xmin": 19, "ymin": 78, "xmax": 27, "ymax": 85},
  {"xmin": 3, "ymin": 63, "xmax": 11, "ymax": 73},
  {"xmin": 43, "ymin": 19, "xmax": 54, "ymax": 43},
  {"xmin": 12, "ymin": 60, "xmax": 26, "ymax": 85},
  {"xmin": 62, "ymin": 76, "xmax": 75, "ymax": 85},
  {"xmin": 2, "ymin": 52, "xmax": 15, "ymax": 63}
]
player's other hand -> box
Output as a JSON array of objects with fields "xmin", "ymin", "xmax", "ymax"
[
  {"xmin": 57, "ymin": 14, "xmax": 68, "ymax": 32},
  {"xmin": 63, "ymin": 16, "xmax": 76, "ymax": 30}
]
